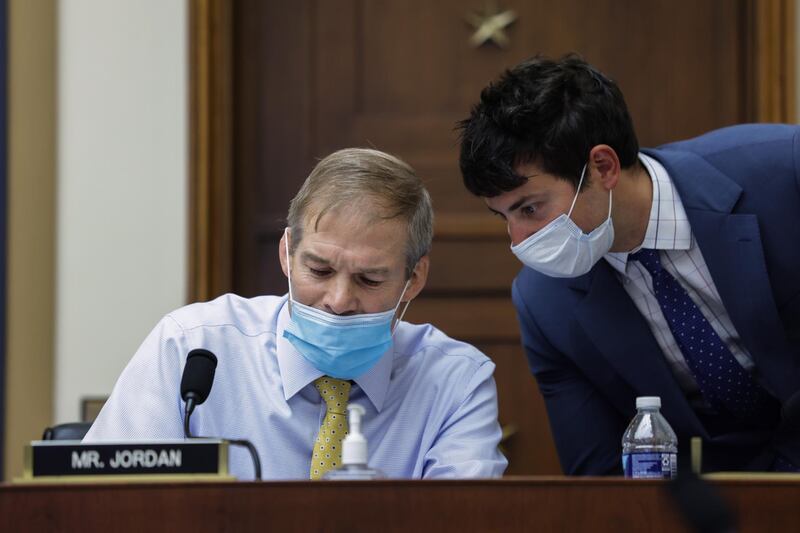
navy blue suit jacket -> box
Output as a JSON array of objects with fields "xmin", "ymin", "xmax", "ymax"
[{"xmin": 512, "ymin": 124, "xmax": 800, "ymax": 474}]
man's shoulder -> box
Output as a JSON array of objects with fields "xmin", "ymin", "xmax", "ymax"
[
  {"xmin": 646, "ymin": 124, "xmax": 800, "ymax": 210},
  {"xmin": 655, "ymin": 123, "xmax": 798, "ymax": 157},
  {"xmin": 393, "ymin": 320, "xmax": 492, "ymax": 371},
  {"xmin": 510, "ymin": 265, "xmax": 597, "ymax": 340},
  {"xmin": 511, "ymin": 266, "xmax": 579, "ymax": 309},
  {"xmin": 166, "ymin": 293, "xmax": 285, "ymax": 336}
]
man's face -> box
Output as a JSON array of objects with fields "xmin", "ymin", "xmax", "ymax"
[
  {"xmin": 279, "ymin": 206, "xmax": 428, "ymax": 315},
  {"xmin": 484, "ymin": 160, "xmax": 612, "ymax": 246}
]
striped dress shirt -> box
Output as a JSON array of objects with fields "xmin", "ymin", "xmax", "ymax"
[{"xmin": 605, "ymin": 153, "xmax": 760, "ymax": 405}]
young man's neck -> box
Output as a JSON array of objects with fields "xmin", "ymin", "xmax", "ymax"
[{"xmin": 609, "ymin": 161, "xmax": 653, "ymax": 253}]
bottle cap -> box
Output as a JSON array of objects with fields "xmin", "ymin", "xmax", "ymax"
[
  {"xmin": 342, "ymin": 403, "xmax": 367, "ymax": 465},
  {"xmin": 636, "ymin": 396, "xmax": 661, "ymax": 409}
]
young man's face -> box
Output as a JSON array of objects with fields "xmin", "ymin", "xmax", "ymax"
[
  {"xmin": 484, "ymin": 160, "xmax": 613, "ymax": 246},
  {"xmin": 279, "ymin": 205, "xmax": 428, "ymax": 315}
]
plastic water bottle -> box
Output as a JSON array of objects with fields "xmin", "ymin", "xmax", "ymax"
[
  {"xmin": 622, "ymin": 396, "xmax": 678, "ymax": 479},
  {"xmin": 322, "ymin": 403, "xmax": 385, "ymax": 480}
]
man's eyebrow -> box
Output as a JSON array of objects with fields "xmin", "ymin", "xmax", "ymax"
[
  {"xmin": 301, "ymin": 251, "xmax": 330, "ymax": 265},
  {"xmin": 508, "ymin": 196, "xmax": 530, "ymax": 212},
  {"xmin": 489, "ymin": 194, "xmax": 537, "ymax": 216},
  {"xmin": 301, "ymin": 251, "xmax": 390, "ymax": 275},
  {"xmin": 359, "ymin": 266, "xmax": 390, "ymax": 275}
]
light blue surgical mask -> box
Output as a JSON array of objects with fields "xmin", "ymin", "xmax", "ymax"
[{"xmin": 281, "ymin": 230, "xmax": 411, "ymax": 379}]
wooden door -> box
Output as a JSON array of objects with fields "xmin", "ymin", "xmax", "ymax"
[{"xmin": 190, "ymin": 0, "xmax": 792, "ymax": 474}]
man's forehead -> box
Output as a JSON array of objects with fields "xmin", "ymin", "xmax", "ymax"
[
  {"xmin": 513, "ymin": 158, "xmax": 547, "ymax": 177},
  {"xmin": 300, "ymin": 249, "xmax": 391, "ymax": 273},
  {"xmin": 298, "ymin": 243, "xmax": 402, "ymax": 275},
  {"xmin": 297, "ymin": 209, "xmax": 407, "ymax": 265}
]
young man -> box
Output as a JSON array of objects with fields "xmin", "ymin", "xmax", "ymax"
[
  {"xmin": 458, "ymin": 55, "xmax": 800, "ymax": 474},
  {"xmin": 85, "ymin": 148, "xmax": 507, "ymax": 479}
]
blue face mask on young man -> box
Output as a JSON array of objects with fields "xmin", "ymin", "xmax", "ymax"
[{"xmin": 281, "ymin": 231, "xmax": 412, "ymax": 379}]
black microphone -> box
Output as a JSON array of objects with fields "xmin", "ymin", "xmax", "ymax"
[
  {"xmin": 179, "ymin": 348, "xmax": 262, "ymax": 480},
  {"xmin": 666, "ymin": 390, "xmax": 800, "ymax": 531},
  {"xmin": 666, "ymin": 470, "xmax": 735, "ymax": 533},
  {"xmin": 181, "ymin": 348, "xmax": 218, "ymax": 437}
]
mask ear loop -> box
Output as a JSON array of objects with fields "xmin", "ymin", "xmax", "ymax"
[
  {"xmin": 284, "ymin": 228, "xmax": 294, "ymax": 315},
  {"xmin": 391, "ymin": 277, "xmax": 413, "ymax": 335},
  {"xmin": 567, "ymin": 163, "xmax": 588, "ymax": 218}
]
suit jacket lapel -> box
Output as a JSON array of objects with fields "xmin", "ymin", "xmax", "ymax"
[
  {"xmin": 649, "ymin": 148, "xmax": 798, "ymax": 402},
  {"xmin": 571, "ymin": 264, "xmax": 707, "ymax": 437}
]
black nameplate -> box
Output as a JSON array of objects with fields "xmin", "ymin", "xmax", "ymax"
[{"xmin": 27, "ymin": 440, "xmax": 226, "ymax": 478}]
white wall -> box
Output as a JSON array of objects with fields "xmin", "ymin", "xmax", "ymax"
[{"xmin": 55, "ymin": 0, "xmax": 187, "ymax": 422}]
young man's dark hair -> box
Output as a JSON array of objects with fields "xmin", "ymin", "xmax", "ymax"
[{"xmin": 458, "ymin": 54, "xmax": 640, "ymax": 197}]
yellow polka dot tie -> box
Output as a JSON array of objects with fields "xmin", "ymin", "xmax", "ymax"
[{"xmin": 310, "ymin": 376, "xmax": 351, "ymax": 479}]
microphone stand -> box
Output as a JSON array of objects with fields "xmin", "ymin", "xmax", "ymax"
[
  {"xmin": 183, "ymin": 394, "xmax": 198, "ymax": 438},
  {"xmin": 183, "ymin": 397, "xmax": 263, "ymax": 481}
]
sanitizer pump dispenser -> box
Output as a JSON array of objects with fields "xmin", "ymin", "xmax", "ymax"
[{"xmin": 322, "ymin": 403, "xmax": 385, "ymax": 480}]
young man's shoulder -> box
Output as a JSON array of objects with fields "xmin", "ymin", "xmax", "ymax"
[{"xmin": 657, "ymin": 123, "xmax": 798, "ymax": 156}]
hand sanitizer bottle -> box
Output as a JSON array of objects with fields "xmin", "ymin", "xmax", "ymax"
[{"xmin": 322, "ymin": 404, "xmax": 385, "ymax": 480}]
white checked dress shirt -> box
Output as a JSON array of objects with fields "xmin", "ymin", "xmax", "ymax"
[
  {"xmin": 84, "ymin": 294, "xmax": 507, "ymax": 479},
  {"xmin": 604, "ymin": 153, "xmax": 759, "ymax": 404}
]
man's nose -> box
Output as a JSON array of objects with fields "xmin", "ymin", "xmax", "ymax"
[
  {"xmin": 508, "ymin": 220, "xmax": 531, "ymax": 247},
  {"xmin": 324, "ymin": 277, "xmax": 357, "ymax": 315}
]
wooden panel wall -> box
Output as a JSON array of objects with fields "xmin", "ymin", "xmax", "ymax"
[{"xmin": 190, "ymin": 0, "xmax": 795, "ymax": 475}]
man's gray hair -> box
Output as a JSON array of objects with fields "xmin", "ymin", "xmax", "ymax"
[{"xmin": 287, "ymin": 148, "xmax": 433, "ymax": 278}]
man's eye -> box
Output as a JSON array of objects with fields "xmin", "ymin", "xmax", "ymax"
[
  {"xmin": 360, "ymin": 276, "xmax": 382, "ymax": 287},
  {"xmin": 309, "ymin": 267, "xmax": 331, "ymax": 277},
  {"xmin": 521, "ymin": 204, "xmax": 538, "ymax": 217}
]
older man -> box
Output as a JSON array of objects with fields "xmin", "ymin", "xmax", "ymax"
[{"xmin": 85, "ymin": 148, "xmax": 507, "ymax": 480}]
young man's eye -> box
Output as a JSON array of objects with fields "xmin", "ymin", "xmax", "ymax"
[{"xmin": 520, "ymin": 204, "xmax": 538, "ymax": 217}]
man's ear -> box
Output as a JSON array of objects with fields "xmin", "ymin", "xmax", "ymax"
[
  {"xmin": 403, "ymin": 255, "xmax": 430, "ymax": 301},
  {"xmin": 278, "ymin": 230, "xmax": 290, "ymax": 278},
  {"xmin": 589, "ymin": 144, "xmax": 621, "ymax": 190}
]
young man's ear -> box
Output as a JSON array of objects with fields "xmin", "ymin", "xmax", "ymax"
[
  {"xmin": 589, "ymin": 144, "xmax": 621, "ymax": 190},
  {"xmin": 403, "ymin": 255, "xmax": 430, "ymax": 301}
]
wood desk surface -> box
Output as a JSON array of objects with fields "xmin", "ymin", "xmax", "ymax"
[{"xmin": 2, "ymin": 476, "xmax": 799, "ymax": 532}]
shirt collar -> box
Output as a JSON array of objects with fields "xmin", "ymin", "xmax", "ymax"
[
  {"xmin": 275, "ymin": 296, "xmax": 393, "ymax": 412},
  {"xmin": 605, "ymin": 152, "xmax": 693, "ymax": 276}
]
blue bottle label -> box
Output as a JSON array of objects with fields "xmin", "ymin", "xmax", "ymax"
[{"xmin": 622, "ymin": 452, "xmax": 677, "ymax": 479}]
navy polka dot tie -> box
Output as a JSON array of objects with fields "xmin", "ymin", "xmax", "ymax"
[{"xmin": 630, "ymin": 249, "xmax": 767, "ymax": 419}]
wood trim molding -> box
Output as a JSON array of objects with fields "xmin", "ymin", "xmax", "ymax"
[
  {"xmin": 189, "ymin": 0, "xmax": 234, "ymax": 301},
  {"xmin": 745, "ymin": 0, "xmax": 796, "ymax": 122},
  {"xmin": 433, "ymin": 213, "xmax": 507, "ymax": 240},
  {"xmin": 5, "ymin": 0, "xmax": 56, "ymax": 481}
]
